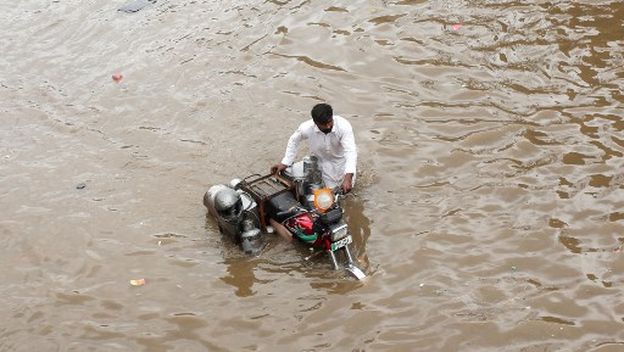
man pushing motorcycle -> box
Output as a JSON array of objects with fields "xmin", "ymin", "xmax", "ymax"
[
  {"xmin": 204, "ymin": 103, "xmax": 366, "ymax": 278},
  {"xmin": 271, "ymin": 103, "xmax": 357, "ymax": 194}
]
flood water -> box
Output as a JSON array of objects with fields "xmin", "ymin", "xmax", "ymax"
[{"xmin": 1, "ymin": 0, "xmax": 623, "ymax": 351}]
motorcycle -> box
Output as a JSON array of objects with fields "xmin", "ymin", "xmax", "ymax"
[{"xmin": 203, "ymin": 156, "xmax": 366, "ymax": 280}]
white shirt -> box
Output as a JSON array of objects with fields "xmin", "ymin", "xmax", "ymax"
[{"xmin": 281, "ymin": 115, "xmax": 357, "ymax": 188}]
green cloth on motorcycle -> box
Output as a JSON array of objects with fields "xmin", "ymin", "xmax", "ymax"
[{"xmin": 294, "ymin": 229, "xmax": 317, "ymax": 243}]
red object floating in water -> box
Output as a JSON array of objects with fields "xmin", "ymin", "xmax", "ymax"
[
  {"xmin": 451, "ymin": 23, "xmax": 462, "ymax": 31},
  {"xmin": 112, "ymin": 73, "xmax": 123, "ymax": 83}
]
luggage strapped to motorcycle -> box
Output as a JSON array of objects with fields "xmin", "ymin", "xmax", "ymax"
[{"xmin": 237, "ymin": 173, "xmax": 293, "ymax": 232}]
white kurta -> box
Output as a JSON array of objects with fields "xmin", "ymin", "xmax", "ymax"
[{"xmin": 281, "ymin": 115, "xmax": 357, "ymax": 188}]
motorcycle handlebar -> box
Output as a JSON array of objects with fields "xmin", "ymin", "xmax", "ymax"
[{"xmin": 332, "ymin": 187, "xmax": 350, "ymax": 202}]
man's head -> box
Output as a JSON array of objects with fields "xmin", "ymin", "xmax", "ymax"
[{"xmin": 311, "ymin": 103, "xmax": 334, "ymax": 134}]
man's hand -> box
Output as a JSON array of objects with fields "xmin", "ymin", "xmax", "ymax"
[
  {"xmin": 341, "ymin": 173, "xmax": 354, "ymax": 194},
  {"xmin": 271, "ymin": 163, "xmax": 287, "ymax": 175}
]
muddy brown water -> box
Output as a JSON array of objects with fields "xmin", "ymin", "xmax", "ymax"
[{"xmin": 1, "ymin": 1, "xmax": 623, "ymax": 351}]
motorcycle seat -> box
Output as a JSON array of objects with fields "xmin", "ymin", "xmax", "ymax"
[{"xmin": 268, "ymin": 191, "xmax": 299, "ymax": 222}]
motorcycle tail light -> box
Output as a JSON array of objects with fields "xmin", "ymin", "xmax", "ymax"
[
  {"xmin": 330, "ymin": 223, "xmax": 348, "ymax": 241},
  {"xmin": 313, "ymin": 188, "xmax": 334, "ymax": 212}
]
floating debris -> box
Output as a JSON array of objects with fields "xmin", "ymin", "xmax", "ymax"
[
  {"xmin": 118, "ymin": 0, "xmax": 156, "ymax": 13},
  {"xmin": 130, "ymin": 278, "xmax": 146, "ymax": 286},
  {"xmin": 112, "ymin": 73, "xmax": 123, "ymax": 83}
]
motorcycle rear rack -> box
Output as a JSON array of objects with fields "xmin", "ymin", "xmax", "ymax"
[{"xmin": 238, "ymin": 173, "xmax": 293, "ymax": 232}]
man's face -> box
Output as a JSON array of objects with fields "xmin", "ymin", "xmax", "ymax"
[{"xmin": 316, "ymin": 118, "xmax": 334, "ymax": 134}]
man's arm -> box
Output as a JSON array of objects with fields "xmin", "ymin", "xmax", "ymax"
[
  {"xmin": 282, "ymin": 127, "xmax": 304, "ymax": 166},
  {"xmin": 271, "ymin": 126, "xmax": 304, "ymax": 174},
  {"xmin": 340, "ymin": 123, "xmax": 357, "ymax": 193},
  {"xmin": 342, "ymin": 173, "xmax": 354, "ymax": 193}
]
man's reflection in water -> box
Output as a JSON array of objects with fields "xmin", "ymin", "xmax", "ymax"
[
  {"xmin": 343, "ymin": 194, "xmax": 371, "ymax": 271},
  {"xmin": 220, "ymin": 257, "xmax": 257, "ymax": 297},
  {"xmin": 205, "ymin": 217, "xmax": 260, "ymax": 297}
]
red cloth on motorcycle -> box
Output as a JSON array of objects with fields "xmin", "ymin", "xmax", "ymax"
[{"xmin": 286, "ymin": 213, "xmax": 315, "ymax": 234}]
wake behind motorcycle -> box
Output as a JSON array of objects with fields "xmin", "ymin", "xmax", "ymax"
[{"xmin": 203, "ymin": 156, "xmax": 366, "ymax": 280}]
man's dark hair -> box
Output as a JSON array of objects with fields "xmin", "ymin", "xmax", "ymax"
[{"xmin": 311, "ymin": 103, "xmax": 333, "ymax": 124}]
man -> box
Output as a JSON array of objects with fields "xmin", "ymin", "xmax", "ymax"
[{"xmin": 271, "ymin": 103, "xmax": 357, "ymax": 193}]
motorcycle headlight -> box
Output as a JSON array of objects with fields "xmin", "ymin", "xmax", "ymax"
[
  {"xmin": 330, "ymin": 223, "xmax": 349, "ymax": 241},
  {"xmin": 313, "ymin": 188, "xmax": 334, "ymax": 212}
]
